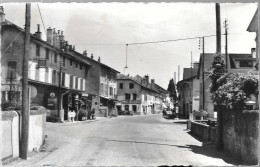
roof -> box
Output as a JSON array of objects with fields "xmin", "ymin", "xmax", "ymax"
[
  {"xmin": 197, "ymin": 53, "xmax": 255, "ymax": 78},
  {"xmin": 117, "ymin": 74, "xmax": 165, "ymax": 94},
  {"xmin": 183, "ymin": 68, "xmax": 198, "ymax": 80},
  {"xmin": 2, "ymin": 19, "xmax": 121, "ymax": 72},
  {"xmin": 229, "ymin": 54, "xmax": 255, "ymax": 60},
  {"xmin": 247, "ymin": 8, "xmax": 258, "ymax": 32}
]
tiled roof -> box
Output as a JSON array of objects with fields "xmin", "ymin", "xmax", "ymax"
[{"xmin": 183, "ymin": 68, "xmax": 198, "ymax": 80}]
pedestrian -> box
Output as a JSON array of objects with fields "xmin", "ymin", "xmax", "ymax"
[{"xmin": 91, "ymin": 107, "xmax": 95, "ymax": 119}]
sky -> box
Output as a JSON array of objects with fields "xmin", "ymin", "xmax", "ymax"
[{"xmin": 2, "ymin": 2, "xmax": 258, "ymax": 89}]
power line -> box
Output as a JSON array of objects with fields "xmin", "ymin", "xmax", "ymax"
[
  {"xmin": 2, "ymin": 30, "xmax": 23, "ymax": 55},
  {"xmin": 127, "ymin": 34, "xmax": 218, "ymax": 45},
  {"xmin": 37, "ymin": 3, "xmax": 47, "ymax": 36}
]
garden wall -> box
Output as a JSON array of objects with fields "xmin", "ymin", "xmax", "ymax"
[
  {"xmin": 222, "ymin": 110, "xmax": 259, "ymax": 165},
  {"xmin": 1, "ymin": 110, "xmax": 46, "ymax": 164}
]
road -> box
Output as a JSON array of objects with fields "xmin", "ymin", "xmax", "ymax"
[{"xmin": 6, "ymin": 114, "xmax": 239, "ymax": 166}]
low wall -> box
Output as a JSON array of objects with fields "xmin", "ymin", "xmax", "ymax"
[
  {"xmin": 190, "ymin": 121, "xmax": 210, "ymax": 141},
  {"xmin": 222, "ymin": 110, "xmax": 259, "ymax": 165},
  {"xmin": 1, "ymin": 109, "xmax": 46, "ymax": 163},
  {"xmin": 190, "ymin": 121, "xmax": 217, "ymax": 143}
]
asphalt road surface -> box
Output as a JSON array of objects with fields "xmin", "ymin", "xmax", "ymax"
[{"xmin": 6, "ymin": 114, "xmax": 239, "ymax": 166}]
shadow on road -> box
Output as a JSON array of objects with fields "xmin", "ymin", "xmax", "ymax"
[
  {"xmin": 186, "ymin": 131, "xmax": 242, "ymax": 165},
  {"xmin": 106, "ymin": 139, "xmax": 190, "ymax": 148},
  {"xmin": 172, "ymin": 121, "xmax": 187, "ymax": 124},
  {"xmin": 185, "ymin": 144, "xmax": 241, "ymax": 165}
]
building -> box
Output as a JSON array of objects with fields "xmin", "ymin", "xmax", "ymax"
[
  {"xmin": 0, "ymin": 7, "xmax": 119, "ymax": 121},
  {"xmin": 177, "ymin": 62, "xmax": 200, "ymax": 119},
  {"xmin": 116, "ymin": 74, "xmax": 167, "ymax": 115},
  {"xmin": 197, "ymin": 52, "xmax": 256, "ymax": 118}
]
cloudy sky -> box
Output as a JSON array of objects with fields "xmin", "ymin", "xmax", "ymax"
[{"xmin": 2, "ymin": 2, "xmax": 258, "ymax": 89}]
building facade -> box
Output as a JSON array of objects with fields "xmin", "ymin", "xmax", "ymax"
[
  {"xmin": 116, "ymin": 74, "xmax": 167, "ymax": 115},
  {"xmin": 177, "ymin": 63, "xmax": 200, "ymax": 119},
  {"xmin": 1, "ymin": 8, "xmax": 119, "ymax": 121}
]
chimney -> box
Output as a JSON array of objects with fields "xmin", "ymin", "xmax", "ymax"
[
  {"xmin": 98, "ymin": 57, "xmax": 101, "ymax": 62},
  {"xmin": 144, "ymin": 75, "xmax": 149, "ymax": 84},
  {"xmin": 151, "ymin": 79, "xmax": 155, "ymax": 88},
  {"xmin": 251, "ymin": 48, "xmax": 256, "ymax": 58},
  {"xmin": 72, "ymin": 45, "xmax": 75, "ymax": 51},
  {"xmin": 53, "ymin": 28, "xmax": 57, "ymax": 47},
  {"xmin": 83, "ymin": 50, "xmax": 87, "ymax": 57},
  {"xmin": 91, "ymin": 54, "xmax": 94, "ymax": 59},
  {"xmin": 35, "ymin": 24, "xmax": 42, "ymax": 39},
  {"xmin": 193, "ymin": 61, "xmax": 199, "ymax": 68},
  {"xmin": 69, "ymin": 45, "xmax": 73, "ymax": 50},
  {"xmin": 47, "ymin": 27, "xmax": 53, "ymax": 45},
  {"xmin": 60, "ymin": 31, "xmax": 64, "ymax": 42},
  {"xmin": 0, "ymin": 6, "xmax": 5, "ymax": 22}
]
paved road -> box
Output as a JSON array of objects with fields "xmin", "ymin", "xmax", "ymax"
[{"xmin": 7, "ymin": 114, "xmax": 239, "ymax": 166}]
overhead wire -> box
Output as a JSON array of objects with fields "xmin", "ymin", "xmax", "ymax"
[{"xmin": 37, "ymin": 3, "xmax": 47, "ymax": 36}]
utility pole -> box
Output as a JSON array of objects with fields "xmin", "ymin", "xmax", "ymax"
[
  {"xmin": 20, "ymin": 3, "xmax": 31, "ymax": 159},
  {"xmin": 216, "ymin": 3, "xmax": 221, "ymax": 53},
  {"xmin": 224, "ymin": 18, "xmax": 228, "ymax": 71},
  {"xmin": 202, "ymin": 37, "xmax": 205, "ymax": 110},
  {"xmin": 216, "ymin": 3, "xmax": 223, "ymax": 151}
]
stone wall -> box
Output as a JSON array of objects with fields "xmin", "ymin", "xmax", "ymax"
[{"xmin": 222, "ymin": 110, "xmax": 259, "ymax": 165}]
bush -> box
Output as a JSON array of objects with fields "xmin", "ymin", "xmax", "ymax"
[{"xmin": 211, "ymin": 71, "xmax": 258, "ymax": 110}]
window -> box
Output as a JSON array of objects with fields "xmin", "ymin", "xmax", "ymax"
[
  {"xmin": 132, "ymin": 105, "xmax": 137, "ymax": 112},
  {"xmin": 61, "ymin": 72, "xmax": 65, "ymax": 86},
  {"xmin": 7, "ymin": 61, "xmax": 17, "ymax": 79},
  {"xmin": 109, "ymin": 87, "xmax": 113, "ymax": 96},
  {"xmin": 75, "ymin": 77, "xmax": 78, "ymax": 89},
  {"xmin": 70, "ymin": 75, "xmax": 73, "ymax": 88},
  {"xmin": 46, "ymin": 49, "xmax": 49, "ymax": 60},
  {"xmin": 240, "ymin": 61, "xmax": 253, "ymax": 67},
  {"xmin": 125, "ymin": 105, "xmax": 129, "ymax": 111},
  {"xmin": 70, "ymin": 59, "xmax": 73, "ymax": 66},
  {"xmin": 54, "ymin": 54, "xmax": 57, "ymax": 63},
  {"xmin": 36, "ymin": 44, "xmax": 40, "ymax": 56},
  {"xmin": 75, "ymin": 62, "xmax": 78, "ymax": 68},
  {"xmin": 133, "ymin": 93, "xmax": 137, "ymax": 100},
  {"xmin": 52, "ymin": 70, "xmax": 56, "ymax": 84},
  {"xmin": 100, "ymin": 83, "xmax": 104, "ymax": 93},
  {"xmin": 80, "ymin": 79, "xmax": 83, "ymax": 90},
  {"xmin": 80, "ymin": 64, "xmax": 82, "ymax": 70},
  {"xmin": 125, "ymin": 93, "xmax": 130, "ymax": 101},
  {"xmin": 129, "ymin": 83, "xmax": 134, "ymax": 89},
  {"xmin": 85, "ymin": 66, "xmax": 89, "ymax": 78},
  {"xmin": 144, "ymin": 95, "xmax": 147, "ymax": 101},
  {"xmin": 63, "ymin": 56, "xmax": 66, "ymax": 66},
  {"xmin": 45, "ymin": 68, "xmax": 49, "ymax": 83},
  {"xmin": 119, "ymin": 83, "xmax": 123, "ymax": 89}
]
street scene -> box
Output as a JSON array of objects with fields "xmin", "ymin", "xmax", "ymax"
[
  {"xmin": 1, "ymin": 1, "xmax": 259, "ymax": 167},
  {"xmin": 6, "ymin": 115, "xmax": 239, "ymax": 166}
]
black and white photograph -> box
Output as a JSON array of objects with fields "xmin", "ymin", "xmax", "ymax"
[{"xmin": 0, "ymin": 1, "xmax": 259, "ymax": 166}]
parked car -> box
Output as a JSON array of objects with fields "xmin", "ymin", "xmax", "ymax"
[{"xmin": 163, "ymin": 108, "xmax": 176, "ymax": 119}]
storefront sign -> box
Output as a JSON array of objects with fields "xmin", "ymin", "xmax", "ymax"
[
  {"xmin": 50, "ymin": 92, "xmax": 55, "ymax": 98},
  {"xmin": 47, "ymin": 98, "xmax": 57, "ymax": 107}
]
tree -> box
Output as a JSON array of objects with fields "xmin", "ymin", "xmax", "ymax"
[
  {"xmin": 208, "ymin": 53, "xmax": 227, "ymax": 94},
  {"xmin": 208, "ymin": 53, "xmax": 226, "ymax": 151},
  {"xmin": 167, "ymin": 78, "xmax": 177, "ymax": 102}
]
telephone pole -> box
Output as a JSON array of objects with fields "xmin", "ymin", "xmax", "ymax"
[
  {"xmin": 224, "ymin": 18, "xmax": 228, "ymax": 71},
  {"xmin": 216, "ymin": 3, "xmax": 223, "ymax": 151},
  {"xmin": 20, "ymin": 3, "xmax": 31, "ymax": 159}
]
